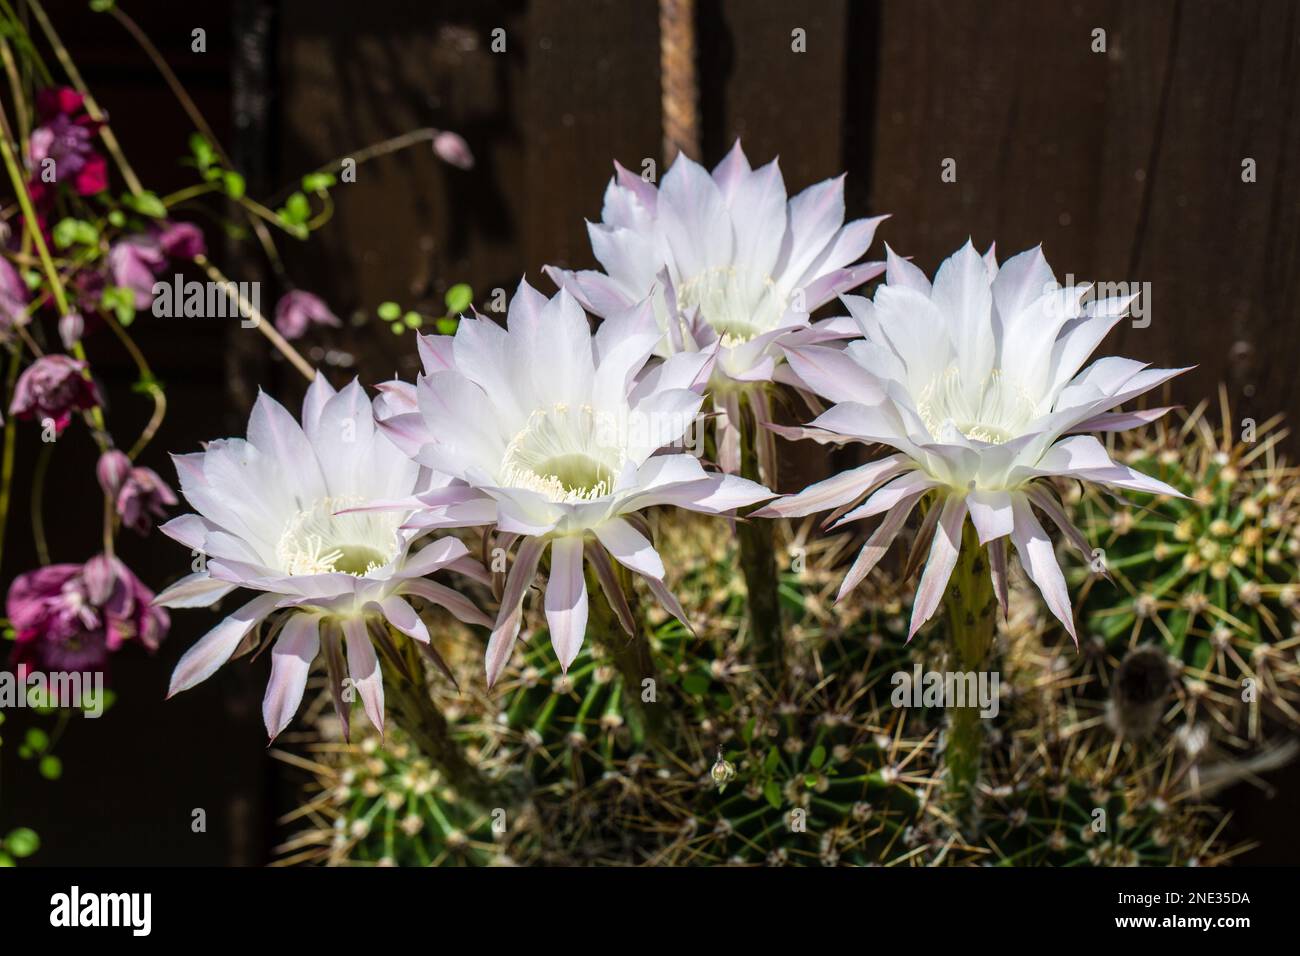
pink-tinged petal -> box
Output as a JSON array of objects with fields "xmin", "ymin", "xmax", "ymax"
[
  {"xmin": 342, "ymin": 616, "xmax": 385, "ymax": 734},
  {"xmin": 836, "ymin": 490, "xmax": 925, "ymax": 603},
  {"xmin": 403, "ymin": 537, "xmax": 471, "ymax": 576},
  {"xmin": 1025, "ymin": 484, "xmax": 1104, "ymax": 575},
  {"xmin": 594, "ymin": 516, "xmax": 665, "ymax": 579},
  {"xmin": 966, "ymin": 489, "xmax": 1014, "ymax": 544},
  {"xmin": 752, "ymin": 454, "xmax": 909, "ymax": 519},
  {"xmin": 158, "ymin": 513, "xmax": 215, "ymax": 552},
  {"xmin": 883, "ymin": 244, "xmax": 931, "ymax": 294},
  {"xmin": 831, "ymin": 471, "xmax": 938, "ymax": 529},
  {"xmin": 378, "ymin": 595, "xmax": 430, "ymax": 643},
  {"xmin": 301, "ymin": 372, "xmax": 337, "ymax": 436},
  {"xmin": 776, "ymin": 174, "xmax": 846, "ymax": 282},
  {"xmin": 630, "ymin": 471, "xmax": 772, "ymax": 514},
  {"xmin": 153, "ymin": 571, "xmax": 235, "ymax": 609},
  {"xmin": 641, "ymin": 572, "xmax": 693, "ymax": 634},
  {"xmin": 711, "ymin": 139, "xmax": 752, "ymax": 203},
  {"xmin": 781, "ymin": 345, "xmax": 885, "ymax": 406},
  {"xmin": 544, "ymin": 536, "xmax": 588, "ymax": 671},
  {"xmin": 168, "ymin": 592, "xmax": 280, "ymax": 697},
  {"xmin": 1009, "ymin": 494, "xmax": 1077, "ymax": 643},
  {"xmin": 802, "ymin": 260, "xmax": 886, "ymax": 311},
  {"xmin": 988, "ymin": 539, "xmax": 1009, "ymax": 618},
  {"xmin": 1067, "ymin": 406, "xmax": 1175, "ymax": 434},
  {"xmin": 402, "ymin": 578, "xmax": 493, "ymax": 628},
  {"xmin": 485, "ymin": 536, "xmax": 546, "ymax": 686},
  {"xmin": 586, "ymin": 541, "xmax": 635, "ymax": 635},
  {"xmin": 416, "ymin": 332, "xmax": 456, "ymax": 373},
  {"xmin": 263, "ymin": 612, "xmax": 320, "ymax": 740},
  {"xmin": 908, "ymin": 495, "xmax": 968, "ymax": 640}
]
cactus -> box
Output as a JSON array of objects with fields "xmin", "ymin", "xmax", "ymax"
[{"xmin": 1069, "ymin": 390, "xmax": 1300, "ymax": 747}]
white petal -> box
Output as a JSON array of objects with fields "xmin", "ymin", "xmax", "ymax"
[
  {"xmin": 263, "ymin": 612, "xmax": 320, "ymax": 739},
  {"xmin": 544, "ymin": 536, "xmax": 589, "ymax": 671}
]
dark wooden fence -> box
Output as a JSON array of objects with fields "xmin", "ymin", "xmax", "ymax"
[{"xmin": 3, "ymin": 0, "xmax": 1297, "ymax": 864}]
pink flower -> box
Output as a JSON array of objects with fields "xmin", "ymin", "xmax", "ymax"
[
  {"xmin": 108, "ymin": 236, "xmax": 166, "ymax": 309},
  {"xmin": 9, "ymin": 354, "xmax": 101, "ymax": 432},
  {"xmin": 6, "ymin": 555, "xmax": 169, "ymax": 675},
  {"xmin": 273, "ymin": 290, "xmax": 341, "ymax": 339},
  {"xmin": 1, "ymin": 256, "xmax": 28, "ymax": 338},
  {"xmin": 97, "ymin": 449, "xmax": 179, "ymax": 534},
  {"xmin": 433, "ymin": 131, "xmax": 474, "ymax": 170}
]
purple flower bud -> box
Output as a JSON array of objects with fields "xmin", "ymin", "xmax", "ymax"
[
  {"xmin": 433, "ymin": 131, "xmax": 474, "ymax": 170},
  {"xmin": 9, "ymin": 354, "xmax": 101, "ymax": 433},
  {"xmin": 96, "ymin": 449, "xmax": 133, "ymax": 497},
  {"xmin": 58, "ymin": 311, "xmax": 84, "ymax": 349},
  {"xmin": 115, "ymin": 464, "xmax": 179, "ymax": 535},
  {"xmin": 274, "ymin": 290, "xmax": 342, "ymax": 340},
  {"xmin": 108, "ymin": 235, "xmax": 166, "ymax": 309},
  {"xmin": 156, "ymin": 220, "xmax": 206, "ymax": 260}
]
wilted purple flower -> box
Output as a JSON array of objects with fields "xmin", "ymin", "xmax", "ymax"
[
  {"xmin": 432, "ymin": 131, "xmax": 474, "ymax": 170},
  {"xmin": 26, "ymin": 88, "xmax": 108, "ymax": 199},
  {"xmin": 108, "ymin": 235, "xmax": 166, "ymax": 308},
  {"xmin": 1, "ymin": 256, "xmax": 29, "ymax": 337},
  {"xmin": 273, "ymin": 290, "xmax": 341, "ymax": 340},
  {"xmin": 156, "ymin": 220, "xmax": 206, "ymax": 260},
  {"xmin": 6, "ymin": 555, "xmax": 169, "ymax": 675},
  {"xmin": 97, "ymin": 449, "xmax": 178, "ymax": 534},
  {"xmin": 9, "ymin": 354, "xmax": 101, "ymax": 433}
]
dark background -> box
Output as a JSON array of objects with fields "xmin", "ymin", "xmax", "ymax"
[{"xmin": 1, "ymin": 0, "xmax": 1297, "ymax": 864}]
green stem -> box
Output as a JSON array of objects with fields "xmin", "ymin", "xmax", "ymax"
[
  {"xmin": 942, "ymin": 519, "xmax": 998, "ymax": 831},
  {"xmin": 375, "ymin": 632, "xmax": 525, "ymax": 811},
  {"xmin": 584, "ymin": 562, "xmax": 668, "ymax": 747},
  {"xmin": 735, "ymin": 390, "xmax": 785, "ymax": 680}
]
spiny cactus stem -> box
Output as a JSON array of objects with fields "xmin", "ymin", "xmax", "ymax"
[
  {"xmin": 585, "ymin": 562, "xmax": 671, "ymax": 747},
  {"xmin": 942, "ymin": 520, "xmax": 997, "ymax": 832},
  {"xmin": 377, "ymin": 632, "xmax": 526, "ymax": 810},
  {"xmin": 736, "ymin": 389, "xmax": 786, "ymax": 681}
]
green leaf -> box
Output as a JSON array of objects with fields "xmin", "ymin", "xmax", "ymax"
[
  {"xmin": 222, "ymin": 171, "xmax": 246, "ymax": 200},
  {"xmin": 52, "ymin": 218, "xmax": 98, "ymax": 249},
  {"xmin": 188, "ymin": 132, "xmax": 216, "ymax": 170},
  {"xmin": 302, "ymin": 172, "xmax": 335, "ymax": 193},
  {"xmin": 24, "ymin": 727, "xmax": 49, "ymax": 752},
  {"xmin": 39, "ymin": 755, "xmax": 62, "ymax": 781},
  {"xmin": 763, "ymin": 746, "xmax": 780, "ymax": 773},
  {"xmin": 810, "ymin": 745, "xmax": 826, "ymax": 769},
  {"xmin": 763, "ymin": 780, "xmax": 782, "ymax": 810},
  {"xmin": 125, "ymin": 190, "xmax": 167, "ymax": 219},
  {"xmin": 285, "ymin": 191, "xmax": 310, "ymax": 223},
  {"xmin": 3, "ymin": 828, "xmax": 39, "ymax": 858},
  {"xmin": 444, "ymin": 282, "xmax": 473, "ymax": 315},
  {"xmin": 107, "ymin": 209, "xmax": 126, "ymax": 228},
  {"xmin": 434, "ymin": 317, "xmax": 458, "ymax": 334},
  {"xmin": 681, "ymin": 672, "xmax": 710, "ymax": 696},
  {"xmin": 376, "ymin": 301, "xmax": 401, "ymax": 322}
]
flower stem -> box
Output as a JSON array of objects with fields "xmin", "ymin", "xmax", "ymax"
[
  {"xmin": 584, "ymin": 562, "xmax": 668, "ymax": 748},
  {"xmin": 376, "ymin": 633, "xmax": 526, "ymax": 811},
  {"xmin": 736, "ymin": 391, "xmax": 785, "ymax": 681},
  {"xmin": 942, "ymin": 519, "xmax": 998, "ymax": 831}
]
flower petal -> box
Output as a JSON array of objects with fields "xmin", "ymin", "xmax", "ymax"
[{"xmin": 263, "ymin": 612, "xmax": 320, "ymax": 740}]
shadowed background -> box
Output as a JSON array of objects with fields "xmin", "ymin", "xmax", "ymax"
[{"xmin": 2, "ymin": 0, "xmax": 1297, "ymax": 864}]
